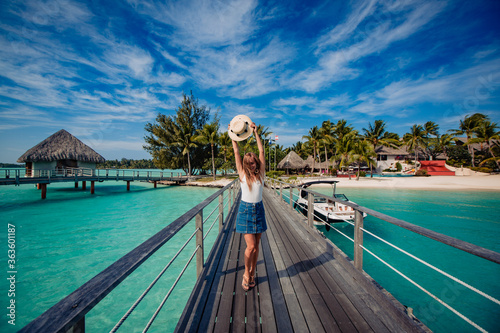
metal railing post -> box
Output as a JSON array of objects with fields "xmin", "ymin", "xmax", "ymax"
[
  {"xmin": 307, "ymin": 192, "xmax": 314, "ymax": 228},
  {"xmin": 280, "ymin": 184, "xmax": 283, "ymax": 201},
  {"xmin": 196, "ymin": 211, "xmax": 204, "ymax": 278},
  {"xmin": 354, "ymin": 210, "xmax": 364, "ymax": 271},
  {"xmin": 219, "ymin": 193, "xmax": 224, "ymax": 232},
  {"xmin": 289, "ymin": 187, "xmax": 293, "ymax": 209}
]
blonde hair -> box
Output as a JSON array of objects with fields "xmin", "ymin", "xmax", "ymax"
[{"xmin": 242, "ymin": 152, "xmax": 262, "ymax": 191}]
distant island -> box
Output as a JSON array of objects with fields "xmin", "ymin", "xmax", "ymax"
[{"xmin": 0, "ymin": 163, "xmax": 24, "ymax": 168}]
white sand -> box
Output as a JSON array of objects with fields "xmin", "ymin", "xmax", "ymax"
[
  {"xmin": 172, "ymin": 174, "xmax": 500, "ymax": 191},
  {"xmin": 299, "ymin": 174, "xmax": 500, "ymax": 191}
]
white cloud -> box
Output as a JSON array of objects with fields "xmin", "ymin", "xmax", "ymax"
[
  {"xmin": 290, "ymin": 0, "xmax": 447, "ymax": 93},
  {"xmin": 131, "ymin": 0, "xmax": 259, "ymax": 48}
]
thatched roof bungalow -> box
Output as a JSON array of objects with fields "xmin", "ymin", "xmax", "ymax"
[
  {"xmin": 17, "ymin": 129, "xmax": 105, "ymax": 176},
  {"xmin": 277, "ymin": 151, "xmax": 306, "ymax": 174},
  {"xmin": 374, "ymin": 145, "xmax": 409, "ymax": 171}
]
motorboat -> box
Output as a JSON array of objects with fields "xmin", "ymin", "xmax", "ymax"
[{"xmin": 294, "ymin": 180, "xmax": 366, "ymax": 229}]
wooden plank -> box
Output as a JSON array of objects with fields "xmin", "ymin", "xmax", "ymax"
[
  {"xmin": 266, "ymin": 200, "xmax": 335, "ymax": 332},
  {"xmin": 245, "ymin": 244, "xmax": 261, "ymax": 333},
  {"xmin": 263, "ymin": 205, "xmax": 308, "ymax": 332},
  {"xmin": 271, "ymin": 202, "xmax": 358, "ymax": 333},
  {"xmin": 213, "ymin": 229, "xmax": 241, "ymax": 332},
  {"xmin": 265, "ymin": 202, "xmax": 326, "ymax": 332},
  {"xmin": 232, "ymin": 234, "xmax": 247, "ymax": 332},
  {"xmin": 254, "ymin": 239, "xmax": 277, "ymax": 333},
  {"xmin": 176, "ymin": 192, "xmax": 240, "ymax": 332},
  {"xmin": 260, "ymin": 232, "xmax": 293, "ymax": 333}
]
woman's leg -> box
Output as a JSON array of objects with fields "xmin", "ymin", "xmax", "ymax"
[{"xmin": 244, "ymin": 233, "xmax": 262, "ymax": 287}]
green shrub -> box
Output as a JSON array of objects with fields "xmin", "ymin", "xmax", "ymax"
[
  {"xmin": 266, "ymin": 170, "xmax": 285, "ymax": 178},
  {"xmin": 415, "ymin": 169, "xmax": 430, "ymax": 177},
  {"xmin": 470, "ymin": 167, "xmax": 492, "ymax": 173},
  {"xmin": 396, "ymin": 162, "xmax": 402, "ymax": 171}
]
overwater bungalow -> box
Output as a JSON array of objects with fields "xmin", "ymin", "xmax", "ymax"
[{"xmin": 17, "ymin": 129, "xmax": 105, "ymax": 177}]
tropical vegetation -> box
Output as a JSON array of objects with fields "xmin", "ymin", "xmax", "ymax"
[{"xmin": 138, "ymin": 92, "xmax": 499, "ymax": 176}]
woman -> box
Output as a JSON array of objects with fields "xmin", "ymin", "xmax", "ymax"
[{"xmin": 229, "ymin": 121, "xmax": 267, "ymax": 291}]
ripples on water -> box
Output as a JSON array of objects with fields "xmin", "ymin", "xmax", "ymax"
[{"xmin": 1, "ymin": 181, "xmax": 499, "ymax": 332}]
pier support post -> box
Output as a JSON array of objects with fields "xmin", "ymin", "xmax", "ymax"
[
  {"xmin": 307, "ymin": 193, "xmax": 314, "ymax": 228},
  {"xmin": 219, "ymin": 193, "xmax": 224, "ymax": 232},
  {"xmin": 196, "ymin": 211, "xmax": 204, "ymax": 277},
  {"xmin": 82, "ymin": 181, "xmax": 86, "ymax": 190},
  {"xmin": 75, "ymin": 182, "xmax": 78, "ymax": 188},
  {"xmin": 154, "ymin": 181, "xmax": 157, "ymax": 188},
  {"xmin": 127, "ymin": 181, "xmax": 130, "ymax": 191},
  {"xmin": 354, "ymin": 210, "xmax": 364, "ymax": 271},
  {"xmin": 41, "ymin": 183, "xmax": 47, "ymax": 200},
  {"xmin": 91, "ymin": 181, "xmax": 95, "ymax": 194}
]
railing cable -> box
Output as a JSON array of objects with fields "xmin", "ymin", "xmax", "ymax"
[
  {"xmin": 360, "ymin": 226, "xmax": 500, "ymax": 306},
  {"xmin": 361, "ymin": 245, "xmax": 487, "ymax": 333},
  {"xmin": 143, "ymin": 245, "xmax": 200, "ymax": 333},
  {"xmin": 109, "ymin": 228, "xmax": 199, "ymax": 333}
]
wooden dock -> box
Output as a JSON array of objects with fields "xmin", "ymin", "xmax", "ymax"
[
  {"xmin": 176, "ymin": 188, "xmax": 428, "ymax": 332},
  {"xmin": 0, "ymin": 168, "xmax": 188, "ymax": 199}
]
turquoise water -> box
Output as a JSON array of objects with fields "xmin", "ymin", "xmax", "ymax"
[
  {"xmin": 307, "ymin": 186, "xmax": 500, "ymax": 333},
  {"xmin": 1, "ymin": 175, "xmax": 499, "ymax": 332},
  {"xmin": 0, "ymin": 178, "xmax": 222, "ymax": 332}
]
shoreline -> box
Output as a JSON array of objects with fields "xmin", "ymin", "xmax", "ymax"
[
  {"xmin": 296, "ymin": 174, "xmax": 500, "ymax": 191},
  {"xmin": 162, "ymin": 174, "xmax": 500, "ymax": 191}
]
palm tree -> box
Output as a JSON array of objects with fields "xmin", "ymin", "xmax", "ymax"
[
  {"xmin": 403, "ymin": 124, "xmax": 426, "ymax": 166},
  {"xmin": 352, "ymin": 140, "xmax": 377, "ymax": 180},
  {"xmin": 362, "ymin": 120, "xmax": 399, "ymax": 177},
  {"xmin": 292, "ymin": 141, "xmax": 308, "ymax": 159},
  {"xmin": 334, "ymin": 119, "xmax": 354, "ymax": 140},
  {"xmin": 475, "ymin": 121, "xmax": 500, "ymax": 169},
  {"xmin": 194, "ymin": 120, "xmax": 220, "ymax": 180},
  {"xmin": 320, "ymin": 121, "xmax": 334, "ymax": 174},
  {"xmin": 335, "ymin": 133, "xmax": 356, "ymax": 180},
  {"xmin": 449, "ymin": 113, "xmax": 488, "ymax": 167},
  {"xmin": 218, "ymin": 132, "xmax": 232, "ymax": 175},
  {"xmin": 302, "ymin": 126, "xmax": 322, "ymax": 174},
  {"xmin": 172, "ymin": 122, "xmax": 198, "ymax": 176}
]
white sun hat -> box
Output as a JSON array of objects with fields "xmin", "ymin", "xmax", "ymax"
[{"xmin": 229, "ymin": 115, "xmax": 253, "ymax": 141}]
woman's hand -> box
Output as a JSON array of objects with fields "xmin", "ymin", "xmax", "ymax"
[{"xmin": 250, "ymin": 122, "xmax": 257, "ymax": 134}]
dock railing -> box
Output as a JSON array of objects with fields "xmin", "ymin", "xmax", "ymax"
[
  {"xmin": 0, "ymin": 167, "xmax": 187, "ymax": 185},
  {"xmin": 19, "ymin": 179, "xmax": 240, "ymax": 333},
  {"xmin": 267, "ymin": 177, "xmax": 500, "ymax": 333}
]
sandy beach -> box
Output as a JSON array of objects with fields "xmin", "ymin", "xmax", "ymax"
[
  {"xmin": 296, "ymin": 174, "xmax": 500, "ymax": 191},
  {"xmin": 181, "ymin": 174, "xmax": 500, "ymax": 191}
]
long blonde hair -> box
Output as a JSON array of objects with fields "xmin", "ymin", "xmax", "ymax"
[{"xmin": 242, "ymin": 152, "xmax": 262, "ymax": 191}]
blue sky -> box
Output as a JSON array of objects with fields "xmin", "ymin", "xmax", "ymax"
[{"xmin": 1, "ymin": 0, "xmax": 499, "ymax": 163}]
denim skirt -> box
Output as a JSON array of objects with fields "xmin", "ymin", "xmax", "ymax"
[{"xmin": 236, "ymin": 201, "xmax": 267, "ymax": 234}]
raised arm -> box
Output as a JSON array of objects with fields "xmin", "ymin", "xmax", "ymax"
[
  {"xmin": 251, "ymin": 123, "xmax": 266, "ymax": 173},
  {"xmin": 229, "ymin": 124, "xmax": 244, "ymax": 176}
]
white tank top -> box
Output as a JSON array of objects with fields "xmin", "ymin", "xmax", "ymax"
[{"xmin": 240, "ymin": 175, "xmax": 264, "ymax": 203}]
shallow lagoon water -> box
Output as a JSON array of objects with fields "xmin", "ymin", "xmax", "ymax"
[{"xmin": 0, "ymin": 179, "xmax": 499, "ymax": 332}]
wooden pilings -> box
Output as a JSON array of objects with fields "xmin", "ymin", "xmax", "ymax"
[
  {"xmin": 40, "ymin": 184, "xmax": 47, "ymax": 200},
  {"xmin": 91, "ymin": 181, "xmax": 95, "ymax": 194}
]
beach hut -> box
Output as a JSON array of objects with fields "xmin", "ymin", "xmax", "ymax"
[
  {"xmin": 277, "ymin": 151, "xmax": 306, "ymax": 174},
  {"xmin": 17, "ymin": 129, "xmax": 105, "ymax": 176},
  {"xmin": 375, "ymin": 145, "xmax": 410, "ymax": 172}
]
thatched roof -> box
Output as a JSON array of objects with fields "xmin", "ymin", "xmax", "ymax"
[
  {"xmin": 375, "ymin": 145, "xmax": 409, "ymax": 155},
  {"xmin": 304, "ymin": 155, "xmax": 334, "ymax": 170},
  {"xmin": 305, "ymin": 155, "xmax": 315, "ymax": 168},
  {"xmin": 17, "ymin": 129, "xmax": 105, "ymax": 163},
  {"xmin": 277, "ymin": 151, "xmax": 306, "ymax": 169}
]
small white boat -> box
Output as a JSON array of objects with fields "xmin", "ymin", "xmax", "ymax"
[{"xmin": 294, "ymin": 180, "xmax": 366, "ymax": 229}]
